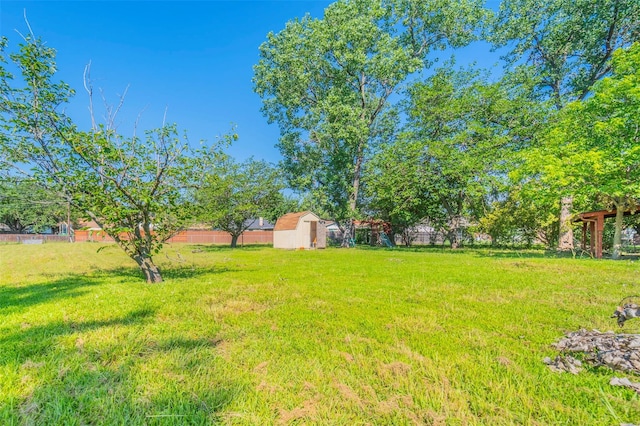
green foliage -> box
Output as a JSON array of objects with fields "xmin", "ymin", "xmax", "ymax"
[
  {"xmin": 62, "ymin": 126, "xmax": 207, "ymax": 258},
  {"xmin": 260, "ymin": 194, "xmax": 301, "ymax": 225},
  {"xmin": 0, "ymin": 179, "xmax": 68, "ymax": 233},
  {"xmin": 489, "ymin": 0, "xmax": 640, "ymax": 250},
  {"xmin": 540, "ymin": 43, "xmax": 640, "ymax": 257},
  {"xmin": 365, "ymin": 139, "xmax": 442, "ymax": 243},
  {"xmin": 369, "ymin": 67, "xmax": 526, "ymax": 246},
  {"xmin": 477, "ymin": 186, "xmax": 557, "ymax": 247},
  {"xmin": 490, "ymin": 0, "xmax": 640, "ymax": 108},
  {"xmin": 253, "ymin": 0, "xmax": 486, "ymax": 222},
  {"xmin": 0, "ymin": 34, "xmax": 222, "ymax": 282},
  {"xmin": 196, "ymin": 157, "xmax": 285, "ymax": 247},
  {"xmin": 572, "ymin": 43, "xmax": 640, "ymax": 203}
]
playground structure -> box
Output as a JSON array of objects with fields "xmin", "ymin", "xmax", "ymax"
[{"xmin": 354, "ymin": 219, "xmax": 394, "ymax": 247}]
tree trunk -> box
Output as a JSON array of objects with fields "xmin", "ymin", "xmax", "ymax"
[
  {"xmin": 230, "ymin": 234, "xmax": 239, "ymax": 248},
  {"xmin": 349, "ymin": 140, "xmax": 365, "ymax": 213},
  {"xmin": 558, "ymin": 196, "xmax": 574, "ymax": 251},
  {"xmin": 612, "ymin": 203, "xmax": 625, "ymax": 260},
  {"xmin": 450, "ymin": 232, "xmax": 459, "ymax": 249},
  {"xmin": 449, "ymin": 216, "xmax": 460, "ymax": 249},
  {"xmin": 133, "ymin": 255, "xmax": 163, "ymax": 283},
  {"xmin": 401, "ymin": 229, "xmax": 412, "ymax": 247},
  {"xmin": 341, "ymin": 130, "xmax": 366, "ymax": 249},
  {"xmin": 341, "ymin": 220, "xmax": 354, "ymax": 248}
]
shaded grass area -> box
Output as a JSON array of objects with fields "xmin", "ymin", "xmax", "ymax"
[{"xmin": 0, "ymin": 243, "xmax": 639, "ymax": 424}]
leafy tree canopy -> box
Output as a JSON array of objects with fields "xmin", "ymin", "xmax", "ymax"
[
  {"xmin": 254, "ymin": 0, "xmax": 487, "ymax": 228},
  {"xmin": 549, "ymin": 43, "xmax": 640, "ymax": 257},
  {"xmin": 0, "ymin": 33, "xmax": 226, "ymax": 282},
  {"xmin": 490, "ymin": 0, "xmax": 640, "ymax": 108},
  {"xmin": 0, "ymin": 178, "xmax": 68, "ymax": 233},
  {"xmin": 489, "ymin": 0, "xmax": 640, "ymax": 251},
  {"xmin": 368, "ymin": 66, "xmax": 526, "ymax": 246},
  {"xmin": 196, "ymin": 157, "xmax": 285, "ymax": 248}
]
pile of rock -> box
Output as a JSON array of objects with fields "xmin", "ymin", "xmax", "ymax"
[
  {"xmin": 551, "ymin": 329, "xmax": 640, "ymax": 373},
  {"xmin": 544, "ymin": 329, "xmax": 640, "ymax": 395}
]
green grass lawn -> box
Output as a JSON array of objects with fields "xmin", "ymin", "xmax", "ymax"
[{"xmin": 1, "ymin": 243, "xmax": 639, "ymax": 425}]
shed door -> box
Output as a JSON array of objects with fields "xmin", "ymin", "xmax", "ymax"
[{"xmin": 310, "ymin": 221, "xmax": 317, "ymax": 247}]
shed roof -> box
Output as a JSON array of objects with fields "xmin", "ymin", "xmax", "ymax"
[{"xmin": 274, "ymin": 211, "xmax": 316, "ymax": 231}]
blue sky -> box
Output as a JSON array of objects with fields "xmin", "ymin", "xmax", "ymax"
[{"xmin": 1, "ymin": 1, "xmax": 502, "ymax": 164}]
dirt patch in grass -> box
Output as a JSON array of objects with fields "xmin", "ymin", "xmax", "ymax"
[
  {"xmin": 381, "ymin": 361, "xmax": 412, "ymax": 376},
  {"xmin": 334, "ymin": 382, "xmax": 364, "ymax": 407},
  {"xmin": 277, "ymin": 396, "xmax": 320, "ymax": 424},
  {"xmin": 19, "ymin": 400, "xmax": 39, "ymax": 418},
  {"xmin": 394, "ymin": 342, "xmax": 427, "ymax": 362},
  {"xmin": 212, "ymin": 299, "xmax": 268, "ymax": 317},
  {"xmin": 253, "ymin": 361, "xmax": 269, "ymax": 374},
  {"xmin": 377, "ymin": 397, "xmax": 400, "ymax": 415},
  {"xmin": 338, "ymin": 351, "xmax": 355, "ymax": 363},
  {"xmin": 21, "ymin": 360, "xmax": 45, "ymax": 369},
  {"xmin": 496, "ymin": 356, "xmax": 512, "ymax": 366},
  {"xmin": 256, "ymin": 380, "xmax": 281, "ymax": 394}
]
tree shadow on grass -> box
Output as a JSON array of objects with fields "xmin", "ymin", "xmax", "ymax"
[
  {"xmin": 188, "ymin": 243, "xmax": 273, "ymax": 253},
  {"xmin": 0, "ymin": 307, "xmax": 229, "ymax": 366},
  {"xmin": 154, "ymin": 336, "xmax": 223, "ymax": 351},
  {"xmin": 471, "ymin": 249, "xmax": 640, "ymax": 261},
  {"xmin": 470, "ymin": 249, "xmax": 551, "ymax": 259},
  {"xmin": 2, "ymin": 307, "xmax": 241, "ymax": 424},
  {"xmin": 0, "ymin": 275, "xmax": 99, "ymax": 316},
  {"xmin": 0, "ymin": 307, "xmax": 157, "ymax": 365},
  {"xmin": 160, "ymin": 265, "xmax": 235, "ymax": 280},
  {"xmin": 0, "ymin": 263, "xmax": 236, "ymax": 316},
  {"xmin": 620, "ymin": 254, "xmax": 640, "ymax": 262},
  {"xmin": 356, "ymin": 245, "xmax": 551, "ymax": 259},
  {"xmin": 351, "ymin": 245, "xmax": 398, "ymax": 251},
  {"xmin": 97, "ymin": 264, "xmax": 237, "ymax": 282}
]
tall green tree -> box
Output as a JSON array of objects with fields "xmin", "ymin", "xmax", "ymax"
[
  {"xmin": 490, "ymin": 0, "xmax": 640, "ymax": 250},
  {"xmin": 0, "ymin": 179, "xmax": 67, "ymax": 233},
  {"xmin": 0, "ymin": 34, "xmax": 221, "ymax": 282},
  {"xmin": 369, "ymin": 67, "xmax": 526, "ymax": 247},
  {"xmin": 254, "ymin": 0, "xmax": 486, "ymax": 244},
  {"xmin": 540, "ymin": 43, "xmax": 640, "ymax": 259},
  {"xmin": 196, "ymin": 157, "xmax": 285, "ymax": 248},
  {"xmin": 365, "ymin": 139, "xmax": 442, "ymax": 245}
]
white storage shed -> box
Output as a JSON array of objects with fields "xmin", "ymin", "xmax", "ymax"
[{"xmin": 273, "ymin": 211, "xmax": 326, "ymax": 249}]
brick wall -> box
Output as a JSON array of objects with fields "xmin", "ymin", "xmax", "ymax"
[
  {"xmin": 0, "ymin": 234, "xmax": 71, "ymax": 243},
  {"xmin": 73, "ymin": 229, "xmax": 273, "ymax": 245}
]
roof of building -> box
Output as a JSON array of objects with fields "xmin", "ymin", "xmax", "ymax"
[
  {"xmin": 573, "ymin": 205, "xmax": 640, "ymax": 222},
  {"xmin": 274, "ymin": 211, "xmax": 318, "ymax": 231},
  {"xmin": 243, "ymin": 218, "xmax": 275, "ymax": 230}
]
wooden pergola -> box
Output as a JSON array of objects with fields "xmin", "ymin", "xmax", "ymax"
[{"xmin": 573, "ymin": 206, "xmax": 640, "ymax": 258}]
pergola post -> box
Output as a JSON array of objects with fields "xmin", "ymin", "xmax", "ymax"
[
  {"xmin": 589, "ymin": 221, "xmax": 596, "ymax": 257},
  {"xmin": 595, "ymin": 213, "xmax": 604, "ymax": 259}
]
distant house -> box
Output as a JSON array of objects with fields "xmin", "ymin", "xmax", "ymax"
[
  {"xmin": 243, "ymin": 217, "xmax": 275, "ymax": 231},
  {"xmin": 273, "ymin": 211, "xmax": 326, "ymax": 249}
]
